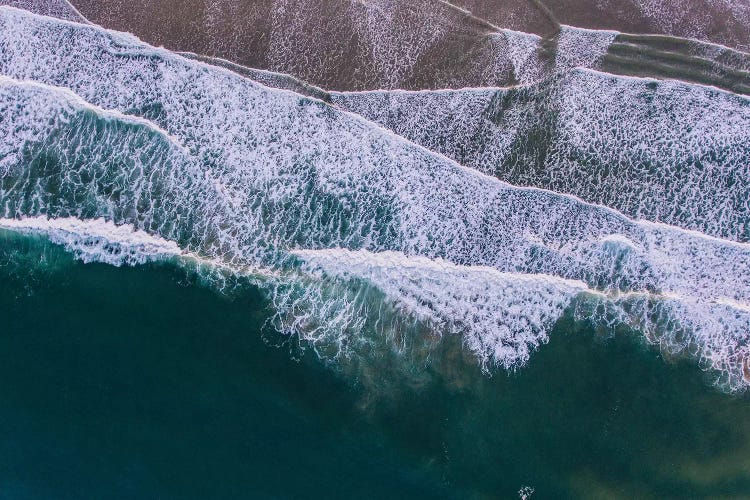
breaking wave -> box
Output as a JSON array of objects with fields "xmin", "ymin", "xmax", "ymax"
[{"xmin": 1, "ymin": 8, "xmax": 749, "ymax": 390}]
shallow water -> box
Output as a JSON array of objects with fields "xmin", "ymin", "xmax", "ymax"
[{"xmin": 2, "ymin": 233, "xmax": 749, "ymax": 499}]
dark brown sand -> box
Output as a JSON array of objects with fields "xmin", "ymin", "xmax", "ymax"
[
  {"xmin": 65, "ymin": 0, "xmax": 750, "ymax": 94},
  {"xmin": 451, "ymin": 0, "xmax": 750, "ymax": 52},
  {"xmin": 601, "ymin": 33, "xmax": 750, "ymax": 95},
  {"xmin": 544, "ymin": 0, "xmax": 750, "ymax": 52},
  {"xmin": 448, "ymin": 0, "xmax": 558, "ymax": 37},
  {"xmin": 69, "ymin": 0, "xmax": 552, "ymax": 91},
  {"xmin": 6, "ymin": 0, "xmax": 749, "ymax": 99}
]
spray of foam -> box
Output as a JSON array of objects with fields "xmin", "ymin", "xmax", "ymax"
[{"xmin": 293, "ymin": 248, "xmax": 588, "ymax": 369}]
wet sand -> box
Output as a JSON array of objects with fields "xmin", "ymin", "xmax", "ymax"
[
  {"xmin": 452, "ymin": 0, "xmax": 750, "ymax": 52},
  {"xmin": 69, "ymin": 0, "xmax": 544, "ymax": 91},
  {"xmin": 64, "ymin": 0, "xmax": 750, "ymax": 95},
  {"xmin": 10, "ymin": 0, "xmax": 748, "ymax": 95},
  {"xmin": 1, "ymin": 0, "xmax": 87, "ymax": 22}
]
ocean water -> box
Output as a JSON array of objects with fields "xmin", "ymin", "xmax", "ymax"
[
  {"xmin": 1, "ymin": 6, "xmax": 749, "ymax": 498},
  {"xmin": 2, "ymin": 228, "xmax": 750, "ymax": 499},
  {"xmin": 332, "ymin": 70, "xmax": 750, "ymax": 242},
  {"xmin": 2, "ymin": 9, "xmax": 750, "ymax": 386}
]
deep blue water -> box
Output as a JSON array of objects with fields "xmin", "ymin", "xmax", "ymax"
[{"xmin": 1, "ymin": 234, "xmax": 749, "ymax": 499}]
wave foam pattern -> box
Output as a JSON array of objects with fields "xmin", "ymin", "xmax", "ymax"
[
  {"xmin": 0, "ymin": 216, "xmax": 182, "ymax": 265},
  {"xmin": 0, "ymin": 9, "xmax": 749, "ymax": 388},
  {"xmin": 295, "ymin": 248, "xmax": 750, "ymax": 389},
  {"xmin": 294, "ymin": 248, "xmax": 587, "ymax": 369},
  {"xmin": 555, "ymin": 26, "xmax": 618, "ymax": 68},
  {"xmin": 332, "ymin": 69, "xmax": 750, "ymax": 242}
]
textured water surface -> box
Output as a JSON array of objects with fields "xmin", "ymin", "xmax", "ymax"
[
  {"xmin": 0, "ymin": 4, "xmax": 748, "ymax": 498},
  {"xmin": 1, "ymin": 230, "xmax": 750, "ymax": 499}
]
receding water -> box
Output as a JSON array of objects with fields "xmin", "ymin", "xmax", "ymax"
[{"xmin": 1, "ymin": 233, "xmax": 749, "ymax": 499}]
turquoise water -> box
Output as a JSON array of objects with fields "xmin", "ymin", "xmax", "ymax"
[{"xmin": 2, "ymin": 233, "xmax": 749, "ymax": 499}]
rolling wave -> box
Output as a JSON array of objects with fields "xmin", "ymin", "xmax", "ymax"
[
  {"xmin": 2, "ymin": 213, "xmax": 749, "ymax": 391},
  {"xmin": 0, "ymin": 9, "xmax": 749, "ymax": 389},
  {"xmin": 0, "ymin": 216, "xmax": 182, "ymax": 265}
]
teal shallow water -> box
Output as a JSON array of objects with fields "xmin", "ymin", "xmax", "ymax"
[{"xmin": 1, "ymin": 234, "xmax": 749, "ymax": 499}]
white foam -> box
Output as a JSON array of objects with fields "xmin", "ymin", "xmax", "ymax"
[
  {"xmin": 0, "ymin": 74, "xmax": 187, "ymax": 152},
  {"xmin": 0, "ymin": 216, "xmax": 182, "ymax": 265},
  {"xmin": 492, "ymin": 29, "xmax": 546, "ymax": 85},
  {"xmin": 1, "ymin": 11, "xmax": 749, "ymax": 389},
  {"xmin": 332, "ymin": 68, "xmax": 750, "ymax": 242},
  {"xmin": 555, "ymin": 26, "xmax": 618, "ymax": 70},
  {"xmin": 294, "ymin": 248, "xmax": 588, "ymax": 369}
]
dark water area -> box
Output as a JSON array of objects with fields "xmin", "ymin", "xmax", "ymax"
[{"xmin": 1, "ymin": 236, "xmax": 749, "ymax": 499}]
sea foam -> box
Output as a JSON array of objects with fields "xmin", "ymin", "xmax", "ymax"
[
  {"xmin": 0, "ymin": 10, "xmax": 749, "ymax": 389},
  {"xmin": 332, "ymin": 69, "xmax": 750, "ymax": 242},
  {"xmin": 0, "ymin": 216, "xmax": 182, "ymax": 265}
]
